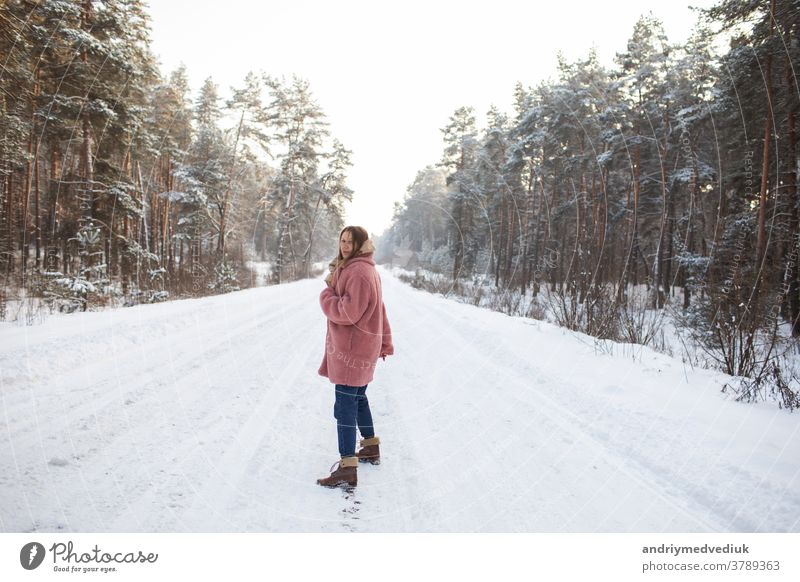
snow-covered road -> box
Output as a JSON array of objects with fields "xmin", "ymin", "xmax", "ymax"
[{"xmin": 1, "ymin": 267, "xmax": 798, "ymax": 532}]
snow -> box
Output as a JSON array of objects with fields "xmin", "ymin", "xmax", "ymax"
[
  {"xmin": 244, "ymin": 260, "xmax": 272, "ymax": 287},
  {"xmin": 1, "ymin": 267, "xmax": 798, "ymax": 532}
]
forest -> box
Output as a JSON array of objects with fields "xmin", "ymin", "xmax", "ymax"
[
  {"xmin": 378, "ymin": 1, "xmax": 800, "ymax": 409},
  {"xmin": 1, "ymin": 0, "xmax": 799, "ymax": 408},
  {"xmin": 0, "ymin": 0, "xmax": 352, "ymax": 315}
]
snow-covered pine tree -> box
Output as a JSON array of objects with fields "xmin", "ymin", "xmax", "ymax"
[
  {"xmin": 613, "ymin": 14, "xmax": 671, "ymax": 304},
  {"xmin": 263, "ymin": 75, "xmax": 340, "ymax": 283},
  {"xmin": 440, "ymin": 106, "xmax": 479, "ymax": 283}
]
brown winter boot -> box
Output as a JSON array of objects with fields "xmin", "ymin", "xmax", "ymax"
[
  {"xmin": 316, "ymin": 456, "xmax": 358, "ymax": 488},
  {"xmin": 356, "ymin": 436, "xmax": 380, "ymax": 465}
]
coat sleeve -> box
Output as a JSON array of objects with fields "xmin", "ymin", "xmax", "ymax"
[
  {"xmin": 320, "ymin": 275, "xmax": 372, "ymax": 325},
  {"xmin": 380, "ymin": 302, "xmax": 394, "ymax": 355}
]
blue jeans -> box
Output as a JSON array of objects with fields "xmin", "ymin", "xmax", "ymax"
[{"xmin": 333, "ymin": 384, "xmax": 375, "ymax": 458}]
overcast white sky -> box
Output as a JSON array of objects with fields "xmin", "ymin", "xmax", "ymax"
[{"xmin": 145, "ymin": 0, "xmax": 719, "ymax": 236}]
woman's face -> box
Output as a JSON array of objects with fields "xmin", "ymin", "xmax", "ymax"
[{"xmin": 340, "ymin": 230, "xmax": 354, "ymax": 259}]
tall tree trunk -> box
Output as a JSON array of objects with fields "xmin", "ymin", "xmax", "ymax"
[
  {"xmin": 79, "ymin": 0, "xmax": 95, "ymax": 309},
  {"xmin": 756, "ymin": 0, "xmax": 775, "ymax": 272},
  {"xmin": 504, "ymin": 188, "xmax": 515, "ymax": 285},
  {"xmin": 32, "ymin": 67, "xmax": 41, "ymax": 272},
  {"xmin": 531, "ymin": 158, "xmax": 546, "ymax": 294},
  {"xmin": 786, "ymin": 55, "xmax": 799, "ymax": 335},
  {"xmin": 21, "ymin": 69, "xmax": 37, "ymax": 284},
  {"xmin": 598, "ymin": 165, "xmax": 608, "ymax": 284},
  {"xmin": 2, "ymin": 171, "xmax": 14, "ymax": 281},
  {"xmin": 619, "ymin": 140, "xmax": 640, "ymax": 304},
  {"xmin": 47, "ymin": 144, "xmax": 61, "ymax": 273},
  {"xmin": 632, "ymin": 141, "xmax": 641, "ymax": 291},
  {"xmin": 219, "ymin": 111, "xmax": 244, "ymax": 259},
  {"xmin": 520, "ymin": 165, "xmax": 535, "ymax": 292},
  {"xmin": 654, "ymin": 110, "xmax": 670, "ymax": 309},
  {"xmin": 494, "ymin": 189, "xmax": 503, "ymax": 287},
  {"xmin": 275, "ymin": 179, "xmax": 296, "ymax": 284},
  {"xmin": 34, "ymin": 153, "xmax": 41, "ymax": 271}
]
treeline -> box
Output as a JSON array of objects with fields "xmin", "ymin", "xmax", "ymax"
[
  {"xmin": 382, "ymin": 1, "xmax": 800, "ymax": 407},
  {"xmin": 0, "ymin": 0, "xmax": 351, "ymax": 316}
]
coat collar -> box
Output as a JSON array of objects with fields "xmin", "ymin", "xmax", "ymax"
[{"xmin": 343, "ymin": 254, "xmax": 375, "ymax": 268}]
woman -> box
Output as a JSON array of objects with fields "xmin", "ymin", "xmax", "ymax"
[{"xmin": 316, "ymin": 226, "xmax": 394, "ymax": 488}]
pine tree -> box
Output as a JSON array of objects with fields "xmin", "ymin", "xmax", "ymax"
[
  {"xmin": 264, "ymin": 75, "xmax": 331, "ymax": 283},
  {"xmin": 440, "ymin": 106, "xmax": 478, "ymax": 282},
  {"xmin": 614, "ymin": 14, "xmax": 671, "ymax": 302}
]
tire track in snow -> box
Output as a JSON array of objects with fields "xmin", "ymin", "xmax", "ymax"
[
  {"xmin": 387, "ymin": 276, "xmax": 725, "ymax": 532},
  {"xmin": 1, "ymin": 283, "xmax": 316, "ymax": 532},
  {"xmin": 173, "ymin": 314, "xmax": 321, "ymax": 531},
  {"xmin": 2, "ymin": 288, "xmax": 311, "ymax": 454},
  {"xmin": 99, "ymin": 302, "xmax": 316, "ymax": 532},
  {"xmin": 95, "ymin": 289, "xmax": 316, "ymax": 532}
]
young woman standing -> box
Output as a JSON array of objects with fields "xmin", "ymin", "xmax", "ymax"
[{"xmin": 317, "ymin": 226, "xmax": 394, "ymax": 488}]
